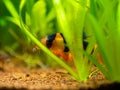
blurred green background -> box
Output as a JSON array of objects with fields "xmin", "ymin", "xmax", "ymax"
[{"xmin": 0, "ymin": 0, "xmax": 59, "ymax": 68}]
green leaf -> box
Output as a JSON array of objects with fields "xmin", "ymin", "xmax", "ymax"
[
  {"xmin": 3, "ymin": 0, "xmax": 19, "ymax": 18},
  {"xmin": 6, "ymin": 16, "xmax": 20, "ymax": 27},
  {"xmin": 19, "ymin": 0, "xmax": 26, "ymax": 11}
]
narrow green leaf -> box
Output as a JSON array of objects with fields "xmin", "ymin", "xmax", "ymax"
[
  {"xmin": 19, "ymin": 0, "xmax": 26, "ymax": 11},
  {"xmin": 3, "ymin": 0, "xmax": 19, "ymax": 18}
]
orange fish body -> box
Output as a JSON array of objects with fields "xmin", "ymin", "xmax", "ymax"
[{"xmin": 34, "ymin": 33, "xmax": 73, "ymax": 61}]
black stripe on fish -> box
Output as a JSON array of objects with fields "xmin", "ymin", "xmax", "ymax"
[{"xmin": 46, "ymin": 33, "xmax": 56, "ymax": 48}]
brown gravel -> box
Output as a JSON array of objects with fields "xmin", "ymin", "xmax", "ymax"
[{"xmin": 0, "ymin": 61, "xmax": 114, "ymax": 90}]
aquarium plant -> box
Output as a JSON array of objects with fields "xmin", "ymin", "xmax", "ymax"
[
  {"xmin": 3, "ymin": 0, "xmax": 120, "ymax": 83},
  {"xmin": 87, "ymin": 0, "xmax": 120, "ymax": 82}
]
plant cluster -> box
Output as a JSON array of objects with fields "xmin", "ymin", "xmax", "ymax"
[{"xmin": 1, "ymin": 0, "xmax": 120, "ymax": 82}]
